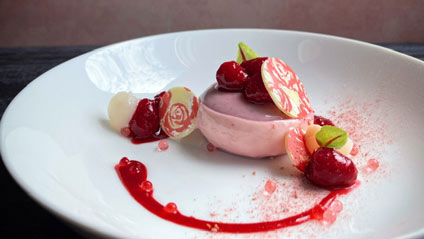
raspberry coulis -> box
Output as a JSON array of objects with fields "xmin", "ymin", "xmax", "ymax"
[
  {"xmin": 115, "ymin": 158, "xmax": 359, "ymax": 233},
  {"xmin": 130, "ymin": 130, "xmax": 168, "ymax": 144}
]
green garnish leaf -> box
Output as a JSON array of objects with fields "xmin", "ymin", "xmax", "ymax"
[
  {"xmin": 315, "ymin": 125, "xmax": 348, "ymax": 149},
  {"xmin": 236, "ymin": 42, "xmax": 259, "ymax": 64}
]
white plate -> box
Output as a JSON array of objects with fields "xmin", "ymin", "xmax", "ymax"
[{"xmin": 1, "ymin": 29, "xmax": 424, "ymax": 239}]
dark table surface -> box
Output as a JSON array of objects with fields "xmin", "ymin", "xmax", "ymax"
[{"xmin": 0, "ymin": 44, "xmax": 423, "ymax": 238}]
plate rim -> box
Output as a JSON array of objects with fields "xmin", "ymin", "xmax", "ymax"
[{"xmin": 1, "ymin": 28, "xmax": 424, "ymax": 239}]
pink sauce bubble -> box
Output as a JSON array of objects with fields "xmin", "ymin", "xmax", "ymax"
[
  {"xmin": 321, "ymin": 209, "xmax": 337, "ymax": 226},
  {"xmin": 157, "ymin": 140, "xmax": 169, "ymax": 151},
  {"xmin": 207, "ymin": 143, "xmax": 216, "ymax": 152},
  {"xmin": 264, "ymin": 180, "xmax": 277, "ymax": 194},
  {"xmin": 350, "ymin": 144, "xmax": 359, "ymax": 156},
  {"xmin": 363, "ymin": 158, "xmax": 379, "ymax": 173},
  {"xmin": 120, "ymin": 127, "xmax": 132, "ymax": 137},
  {"xmin": 329, "ymin": 199, "xmax": 343, "ymax": 213}
]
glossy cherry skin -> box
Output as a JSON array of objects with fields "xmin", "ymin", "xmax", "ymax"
[
  {"xmin": 243, "ymin": 73, "xmax": 273, "ymax": 104},
  {"xmin": 216, "ymin": 61, "xmax": 248, "ymax": 91},
  {"xmin": 306, "ymin": 147, "xmax": 358, "ymax": 190}
]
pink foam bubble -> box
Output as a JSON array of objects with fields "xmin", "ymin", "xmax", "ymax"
[
  {"xmin": 350, "ymin": 144, "xmax": 359, "ymax": 156},
  {"xmin": 364, "ymin": 158, "xmax": 379, "ymax": 173},
  {"xmin": 330, "ymin": 199, "xmax": 343, "ymax": 213},
  {"xmin": 264, "ymin": 180, "xmax": 277, "ymax": 194},
  {"xmin": 157, "ymin": 140, "xmax": 169, "ymax": 151},
  {"xmin": 120, "ymin": 127, "xmax": 131, "ymax": 137},
  {"xmin": 321, "ymin": 209, "xmax": 337, "ymax": 226}
]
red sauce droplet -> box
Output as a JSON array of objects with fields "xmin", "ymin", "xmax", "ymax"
[
  {"xmin": 131, "ymin": 129, "xmax": 168, "ymax": 144},
  {"xmin": 206, "ymin": 143, "xmax": 216, "ymax": 152},
  {"xmin": 310, "ymin": 205, "xmax": 325, "ymax": 220},
  {"xmin": 119, "ymin": 157, "xmax": 130, "ymax": 165},
  {"xmin": 115, "ymin": 158, "xmax": 360, "ymax": 233},
  {"xmin": 120, "ymin": 127, "xmax": 132, "ymax": 137},
  {"xmin": 140, "ymin": 180, "xmax": 153, "ymax": 192},
  {"xmin": 164, "ymin": 202, "xmax": 178, "ymax": 214}
]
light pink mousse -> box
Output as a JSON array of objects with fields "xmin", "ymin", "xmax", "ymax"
[{"xmin": 196, "ymin": 85, "xmax": 311, "ymax": 158}]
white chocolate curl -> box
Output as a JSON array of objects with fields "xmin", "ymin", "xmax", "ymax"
[{"xmin": 108, "ymin": 92, "xmax": 139, "ymax": 132}]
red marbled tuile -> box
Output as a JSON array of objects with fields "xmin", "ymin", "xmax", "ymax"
[
  {"xmin": 159, "ymin": 89, "xmax": 199, "ymax": 138},
  {"xmin": 286, "ymin": 127, "xmax": 310, "ymax": 172},
  {"xmin": 115, "ymin": 158, "xmax": 359, "ymax": 233},
  {"xmin": 262, "ymin": 58, "xmax": 313, "ymax": 118}
]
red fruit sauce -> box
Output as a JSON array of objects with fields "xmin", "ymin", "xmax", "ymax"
[
  {"xmin": 115, "ymin": 158, "xmax": 359, "ymax": 233},
  {"xmin": 130, "ymin": 130, "xmax": 168, "ymax": 144}
]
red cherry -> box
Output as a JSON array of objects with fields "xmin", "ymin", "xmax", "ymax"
[
  {"xmin": 129, "ymin": 98, "xmax": 160, "ymax": 139},
  {"xmin": 240, "ymin": 57, "xmax": 268, "ymax": 76},
  {"xmin": 306, "ymin": 147, "xmax": 358, "ymax": 190},
  {"xmin": 314, "ymin": 115, "xmax": 335, "ymax": 126},
  {"xmin": 216, "ymin": 61, "xmax": 248, "ymax": 91},
  {"xmin": 243, "ymin": 73, "xmax": 273, "ymax": 104},
  {"xmin": 154, "ymin": 91, "xmax": 165, "ymax": 106}
]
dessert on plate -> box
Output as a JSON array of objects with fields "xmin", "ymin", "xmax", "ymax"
[{"xmin": 107, "ymin": 42, "xmax": 364, "ymax": 233}]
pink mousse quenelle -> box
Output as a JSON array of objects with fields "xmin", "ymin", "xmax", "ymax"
[{"xmin": 196, "ymin": 84, "xmax": 312, "ymax": 158}]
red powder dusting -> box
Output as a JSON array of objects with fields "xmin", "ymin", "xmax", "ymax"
[
  {"xmin": 250, "ymin": 177, "xmax": 328, "ymax": 221},
  {"xmin": 202, "ymin": 97, "xmax": 392, "ymax": 238},
  {"xmin": 326, "ymin": 98, "xmax": 393, "ymax": 177}
]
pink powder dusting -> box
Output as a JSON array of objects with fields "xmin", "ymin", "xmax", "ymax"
[
  {"xmin": 326, "ymin": 98, "xmax": 393, "ymax": 175},
  {"xmin": 202, "ymin": 97, "xmax": 393, "ymax": 239},
  {"xmin": 250, "ymin": 177, "xmax": 328, "ymax": 222},
  {"xmin": 264, "ymin": 180, "xmax": 277, "ymax": 194}
]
